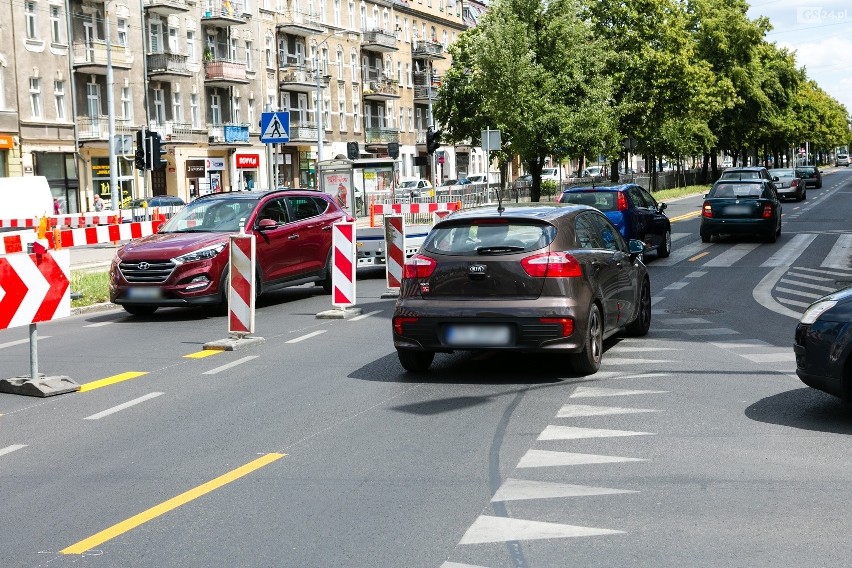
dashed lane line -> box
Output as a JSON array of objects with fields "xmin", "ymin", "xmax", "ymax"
[
  {"xmin": 83, "ymin": 392, "xmax": 164, "ymax": 420},
  {"xmin": 203, "ymin": 356, "xmax": 258, "ymax": 375},
  {"xmin": 0, "ymin": 444, "xmax": 27, "ymax": 457},
  {"xmin": 0, "ymin": 336, "xmax": 50, "ymax": 350},
  {"xmin": 286, "ymin": 330, "xmax": 327, "ymax": 343}
]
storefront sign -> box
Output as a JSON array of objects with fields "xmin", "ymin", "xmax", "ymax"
[
  {"xmin": 186, "ymin": 159, "xmax": 206, "ymax": 178},
  {"xmin": 91, "ymin": 163, "xmax": 110, "ymax": 177},
  {"xmin": 206, "ymin": 157, "xmax": 225, "ymax": 171},
  {"xmin": 0, "ymin": 135, "xmax": 13, "ymax": 149},
  {"xmin": 236, "ymin": 154, "xmax": 259, "ymax": 168}
]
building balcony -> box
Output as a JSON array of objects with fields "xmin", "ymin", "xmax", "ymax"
[
  {"xmin": 204, "ymin": 59, "xmax": 249, "ymax": 85},
  {"xmin": 412, "ymin": 40, "xmax": 445, "ymax": 60},
  {"xmin": 148, "ymin": 121, "xmax": 196, "ymax": 143},
  {"xmin": 363, "ymin": 79, "xmax": 400, "ymax": 101},
  {"xmin": 143, "ymin": 0, "xmax": 191, "ymax": 16},
  {"xmin": 147, "ymin": 52, "xmax": 192, "ymax": 78},
  {"xmin": 278, "ymin": 66, "xmax": 325, "ymax": 93},
  {"xmin": 77, "ymin": 116, "xmax": 135, "ymax": 142},
  {"xmin": 365, "ymin": 127, "xmax": 399, "ymax": 144},
  {"xmin": 277, "ymin": 11, "xmax": 324, "ymax": 36},
  {"xmin": 413, "ymin": 84, "xmax": 440, "ymax": 103},
  {"xmin": 208, "ymin": 123, "xmax": 250, "ymax": 144},
  {"xmin": 72, "ymin": 41, "xmax": 134, "ymax": 74},
  {"xmin": 288, "ymin": 123, "xmax": 319, "ymax": 143},
  {"xmin": 201, "ymin": 0, "xmax": 249, "ymax": 27},
  {"xmin": 361, "ymin": 28, "xmax": 398, "ymax": 52}
]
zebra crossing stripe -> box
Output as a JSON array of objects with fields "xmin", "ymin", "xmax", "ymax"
[
  {"xmin": 703, "ymin": 243, "xmax": 761, "ymax": 267},
  {"xmin": 557, "ymin": 404, "xmax": 661, "ymax": 417},
  {"xmin": 775, "ymin": 286, "xmax": 824, "ymax": 300},
  {"xmin": 793, "ymin": 266, "xmax": 852, "ymax": 278},
  {"xmin": 777, "ymin": 297, "xmax": 810, "ymax": 308},
  {"xmin": 491, "ymin": 478, "xmax": 636, "ymax": 502},
  {"xmin": 459, "ymin": 515, "xmax": 623, "ymax": 545},
  {"xmin": 654, "ymin": 240, "xmax": 712, "ymax": 267},
  {"xmin": 786, "ymin": 271, "xmax": 834, "ymax": 282},
  {"xmin": 569, "ymin": 387, "xmax": 668, "ymax": 398},
  {"xmin": 821, "ymin": 234, "xmax": 852, "ymax": 269},
  {"xmin": 441, "ymin": 563, "xmax": 489, "ymax": 568},
  {"xmin": 761, "ymin": 233, "xmax": 816, "ymax": 267},
  {"xmin": 517, "ymin": 449, "xmax": 646, "ymax": 467},
  {"xmin": 538, "ymin": 425, "xmax": 654, "ymax": 440},
  {"xmin": 779, "ymin": 278, "xmax": 836, "ymax": 293}
]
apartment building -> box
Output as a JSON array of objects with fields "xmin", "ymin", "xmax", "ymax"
[{"xmin": 0, "ymin": 0, "xmax": 469, "ymax": 213}]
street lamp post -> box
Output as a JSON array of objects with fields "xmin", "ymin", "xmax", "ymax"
[{"xmin": 105, "ymin": 2, "xmax": 118, "ymax": 211}]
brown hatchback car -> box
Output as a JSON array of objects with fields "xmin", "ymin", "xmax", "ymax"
[
  {"xmin": 110, "ymin": 189, "xmax": 348, "ymax": 316},
  {"xmin": 391, "ymin": 203, "xmax": 651, "ymax": 374}
]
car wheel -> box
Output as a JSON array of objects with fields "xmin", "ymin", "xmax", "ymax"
[
  {"xmin": 397, "ymin": 349, "xmax": 434, "ymax": 372},
  {"xmin": 701, "ymin": 232, "xmax": 712, "ymax": 243},
  {"xmin": 817, "ymin": 182, "xmax": 822, "ymax": 189},
  {"xmin": 123, "ymin": 305, "xmax": 158, "ymax": 316},
  {"xmin": 657, "ymin": 229, "xmax": 671, "ymax": 258},
  {"xmin": 571, "ymin": 303, "xmax": 603, "ymax": 375},
  {"xmin": 320, "ymin": 252, "xmax": 333, "ymax": 294},
  {"xmin": 802, "ymin": 189, "xmax": 807, "ymax": 201},
  {"xmin": 625, "ymin": 278, "xmax": 651, "ymax": 337},
  {"xmin": 765, "ymin": 225, "xmax": 778, "ymax": 243}
]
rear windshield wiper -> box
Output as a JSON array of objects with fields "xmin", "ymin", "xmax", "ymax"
[{"xmin": 476, "ymin": 246, "xmax": 525, "ymax": 254}]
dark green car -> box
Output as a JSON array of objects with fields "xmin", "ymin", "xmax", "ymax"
[{"xmin": 700, "ymin": 179, "xmax": 782, "ymax": 243}]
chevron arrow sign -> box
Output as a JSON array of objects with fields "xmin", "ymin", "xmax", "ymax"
[{"xmin": 0, "ymin": 250, "xmax": 70, "ymax": 330}]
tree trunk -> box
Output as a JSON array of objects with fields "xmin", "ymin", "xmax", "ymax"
[{"xmin": 700, "ymin": 153, "xmax": 710, "ymax": 185}]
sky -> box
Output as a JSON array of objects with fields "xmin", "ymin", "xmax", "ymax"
[{"xmin": 747, "ymin": 0, "xmax": 852, "ymax": 113}]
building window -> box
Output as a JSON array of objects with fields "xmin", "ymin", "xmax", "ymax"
[
  {"xmin": 338, "ymin": 98, "xmax": 345, "ymax": 131},
  {"xmin": 404, "ymin": 18, "xmax": 409, "ymax": 42},
  {"xmin": 210, "ymin": 93, "xmax": 221, "ymax": 125},
  {"xmin": 50, "ymin": 6, "xmax": 62, "ymax": 44},
  {"xmin": 121, "ymin": 86, "xmax": 133, "ymax": 121},
  {"xmin": 187, "ymin": 31, "xmax": 196, "ymax": 63},
  {"xmin": 397, "ymin": 61, "xmax": 402, "ymax": 84},
  {"xmin": 248, "ymin": 99, "xmax": 256, "ymax": 131},
  {"xmin": 54, "ymin": 80, "xmax": 66, "ymax": 121},
  {"xmin": 265, "ymin": 35, "xmax": 272, "ymax": 68},
  {"xmin": 245, "ymin": 40, "xmax": 253, "ymax": 71},
  {"xmin": 172, "ymin": 91, "xmax": 183, "ymax": 123},
  {"xmin": 406, "ymin": 63, "xmax": 411, "ymax": 87},
  {"xmin": 0, "ymin": 67, "xmax": 5, "ymax": 109},
  {"xmin": 350, "ymin": 52, "xmax": 358, "ymax": 82},
  {"xmin": 337, "ymin": 47, "xmax": 344, "ymax": 80},
  {"xmin": 25, "ymin": 1, "xmax": 38, "ymax": 40},
  {"xmin": 399, "ymin": 107, "xmax": 404, "ymax": 133},
  {"xmin": 118, "ymin": 18, "xmax": 128, "ymax": 47},
  {"xmin": 348, "ymin": 0, "xmax": 354, "ymax": 30},
  {"xmin": 408, "ymin": 107, "xmax": 413, "ymax": 132},
  {"xmin": 30, "ymin": 77, "xmax": 42, "ymax": 118},
  {"xmin": 333, "ymin": 0, "xmax": 340, "ymax": 27},
  {"xmin": 190, "ymin": 94, "xmax": 200, "ymax": 128},
  {"xmin": 86, "ymin": 81, "xmax": 100, "ymax": 120},
  {"xmin": 352, "ymin": 97, "xmax": 360, "ymax": 133},
  {"xmin": 443, "ymin": 30, "xmax": 448, "ymax": 46},
  {"xmin": 232, "ymin": 94, "xmax": 241, "ymax": 124},
  {"xmin": 153, "ymin": 87, "xmax": 165, "ymax": 123}
]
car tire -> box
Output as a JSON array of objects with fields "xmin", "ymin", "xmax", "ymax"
[
  {"xmin": 657, "ymin": 229, "xmax": 671, "ymax": 258},
  {"xmin": 397, "ymin": 349, "xmax": 434, "ymax": 372},
  {"xmin": 765, "ymin": 225, "xmax": 778, "ymax": 243},
  {"xmin": 123, "ymin": 305, "xmax": 158, "ymax": 316},
  {"xmin": 701, "ymin": 232, "xmax": 712, "ymax": 243},
  {"xmin": 320, "ymin": 252, "xmax": 333, "ymax": 294},
  {"xmin": 570, "ymin": 303, "xmax": 603, "ymax": 375},
  {"xmin": 625, "ymin": 278, "xmax": 651, "ymax": 337}
]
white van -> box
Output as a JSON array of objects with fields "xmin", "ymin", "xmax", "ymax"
[{"xmin": 0, "ymin": 176, "xmax": 53, "ymax": 231}]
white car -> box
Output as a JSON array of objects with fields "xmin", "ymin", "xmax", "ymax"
[
  {"xmin": 836, "ymin": 154, "xmax": 849, "ymax": 167},
  {"xmin": 398, "ymin": 178, "xmax": 433, "ymax": 198},
  {"xmin": 582, "ymin": 166, "xmax": 603, "ymax": 177},
  {"xmin": 466, "ymin": 174, "xmax": 488, "ymax": 184},
  {"xmin": 541, "ymin": 167, "xmax": 561, "ymax": 182}
]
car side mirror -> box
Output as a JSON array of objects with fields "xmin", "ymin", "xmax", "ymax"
[
  {"xmin": 772, "ymin": 176, "xmax": 779, "ymax": 181},
  {"xmin": 628, "ymin": 239, "xmax": 645, "ymax": 258},
  {"xmin": 257, "ymin": 218, "xmax": 278, "ymax": 230},
  {"xmin": 658, "ymin": 202, "xmax": 667, "ymax": 211}
]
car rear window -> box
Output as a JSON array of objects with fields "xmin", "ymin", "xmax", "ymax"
[
  {"xmin": 710, "ymin": 183, "xmax": 764, "ymax": 198},
  {"xmin": 720, "ymin": 171, "xmax": 761, "ymax": 179},
  {"xmin": 560, "ymin": 191, "xmax": 617, "ymax": 211},
  {"xmin": 769, "ymin": 169, "xmax": 794, "ymax": 178},
  {"xmin": 423, "ymin": 220, "xmax": 556, "ymax": 255}
]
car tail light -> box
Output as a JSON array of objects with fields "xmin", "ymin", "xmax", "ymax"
[
  {"xmin": 702, "ymin": 202, "xmax": 712, "ymax": 218},
  {"xmin": 617, "ymin": 192, "xmax": 629, "ymax": 211},
  {"xmin": 540, "ymin": 317, "xmax": 574, "ymax": 336},
  {"xmin": 762, "ymin": 203, "xmax": 774, "ymax": 218},
  {"xmin": 521, "ymin": 252, "xmax": 582, "ymax": 277},
  {"xmin": 403, "ymin": 254, "xmax": 437, "ymax": 279},
  {"xmin": 393, "ymin": 316, "xmax": 418, "ymax": 335},
  {"xmin": 791, "ymin": 179, "xmax": 798, "ymax": 188}
]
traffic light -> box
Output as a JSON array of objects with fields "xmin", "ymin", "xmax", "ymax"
[
  {"xmin": 347, "ymin": 141, "xmax": 359, "ymax": 160},
  {"xmin": 146, "ymin": 131, "xmax": 167, "ymax": 170},
  {"xmin": 426, "ymin": 127, "xmax": 441, "ymax": 154},
  {"xmin": 387, "ymin": 142, "xmax": 399, "ymax": 159},
  {"xmin": 135, "ymin": 129, "xmax": 147, "ymax": 170}
]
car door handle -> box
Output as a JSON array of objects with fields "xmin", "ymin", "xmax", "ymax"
[
  {"xmin": 288, "ymin": 234, "xmax": 299, "ymax": 240},
  {"xmin": 322, "ymin": 225, "xmax": 332, "ymax": 231}
]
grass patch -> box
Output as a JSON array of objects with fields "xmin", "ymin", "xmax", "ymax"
[
  {"xmin": 652, "ymin": 184, "xmax": 710, "ymax": 201},
  {"xmin": 71, "ymin": 270, "xmax": 111, "ymax": 308}
]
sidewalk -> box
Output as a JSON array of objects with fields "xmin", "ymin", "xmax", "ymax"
[{"xmin": 69, "ymin": 243, "xmax": 121, "ymax": 273}]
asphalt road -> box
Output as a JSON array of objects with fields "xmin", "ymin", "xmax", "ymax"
[{"xmin": 2, "ymin": 168, "xmax": 852, "ymax": 567}]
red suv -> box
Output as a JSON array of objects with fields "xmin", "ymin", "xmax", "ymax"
[{"xmin": 110, "ymin": 190, "xmax": 349, "ymax": 316}]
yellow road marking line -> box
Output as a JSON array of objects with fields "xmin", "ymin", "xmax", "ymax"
[
  {"xmin": 669, "ymin": 210, "xmax": 702, "ymax": 223},
  {"xmin": 61, "ymin": 452, "xmax": 286, "ymax": 555},
  {"xmin": 689, "ymin": 252, "xmax": 710, "ymax": 262},
  {"xmin": 79, "ymin": 372, "xmax": 148, "ymax": 393},
  {"xmin": 184, "ymin": 349, "xmax": 224, "ymax": 359}
]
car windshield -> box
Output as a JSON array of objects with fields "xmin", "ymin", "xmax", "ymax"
[
  {"xmin": 424, "ymin": 220, "xmax": 556, "ymax": 255},
  {"xmin": 769, "ymin": 169, "xmax": 795, "ymax": 178},
  {"xmin": 710, "ymin": 183, "xmax": 764, "ymax": 198},
  {"xmin": 797, "ymin": 167, "xmax": 816, "ymax": 174},
  {"xmin": 399, "ymin": 181, "xmax": 419, "ymax": 188},
  {"xmin": 542, "ymin": 168, "xmax": 557, "ymax": 176},
  {"xmin": 560, "ymin": 191, "xmax": 618, "ymax": 211},
  {"xmin": 159, "ymin": 196, "xmax": 259, "ymax": 233},
  {"xmin": 720, "ymin": 171, "xmax": 761, "ymax": 179}
]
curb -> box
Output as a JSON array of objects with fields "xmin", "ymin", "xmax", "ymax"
[{"xmin": 71, "ymin": 301, "xmax": 119, "ymax": 316}]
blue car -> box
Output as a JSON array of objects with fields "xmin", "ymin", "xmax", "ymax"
[{"xmin": 558, "ymin": 184, "xmax": 671, "ymax": 257}]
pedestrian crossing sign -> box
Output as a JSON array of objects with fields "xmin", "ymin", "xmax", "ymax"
[{"xmin": 260, "ymin": 111, "xmax": 290, "ymax": 144}]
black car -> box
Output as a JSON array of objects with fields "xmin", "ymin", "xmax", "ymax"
[
  {"xmin": 719, "ymin": 166, "xmax": 773, "ymax": 182},
  {"xmin": 795, "ymin": 166, "xmax": 822, "ymax": 189},
  {"xmin": 392, "ymin": 203, "xmax": 651, "ymax": 374},
  {"xmin": 700, "ymin": 179, "xmax": 782, "ymax": 243},
  {"xmin": 795, "ymin": 287, "xmax": 852, "ymax": 401}
]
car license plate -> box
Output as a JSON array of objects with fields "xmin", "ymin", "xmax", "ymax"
[
  {"xmin": 723, "ymin": 205, "xmax": 752, "ymax": 215},
  {"xmin": 127, "ymin": 287, "xmax": 162, "ymax": 300},
  {"xmin": 445, "ymin": 324, "xmax": 511, "ymax": 346}
]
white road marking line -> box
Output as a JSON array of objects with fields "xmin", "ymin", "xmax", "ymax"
[
  {"xmin": 459, "ymin": 516, "xmax": 623, "ymax": 544},
  {"xmin": 651, "ymin": 295, "xmax": 664, "ymax": 306},
  {"xmin": 786, "ymin": 272, "xmax": 834, "ymax": 282},
  {"xmin": 683, "ymin": 328, "xmax": 739, "ymax": 336},
  {"xmin": 558, "ymin": 404, "xmax": 661, "ymax": 417},
  {"xmin": 654, "ymin": 240, "xmax": 712, "ymax": 267},
  {"xmin": 83, "ymin": 321, "xmax": 114, "ymax": 328},
  {"xmin": 776, "ymin": 297, "xmax": 810, "ymax": 308},
  {"xmin": 686, "ymin": 270, "xmax": 707, "ymax": 278},
  {"xmin": 517, "ymin": 449, "xmax": 646, "ymax": 468},
  {"xmin": 609, "ymin": 346, "xmax": 680, "ymax": 352},
  {"xmin": 710, "ymin": 340, "xmax": 770, "ymax": 349},
  {"xmin": 703, "ymin": 242, "xmax": 761, "ymax": 267},
  {"xmin": 775, "ymin": 286, "xmax": 824, "ymax": 300},
  {"xmin": 663, "ymin": 281, "xmax": 688, "ymax": 290},
  {"xmin": 441, "ymin": 563, "xmax": 490, "ymax": 568},
  {"xmin": 753, "ymin": 265, "xmax": 805, "ymax": 320},
  {"xmin": 603, "ymin": 358, "xmax": 675, "ymax": 364},
  {"xmin": 600, "ymin": 372, "xmax": 672, "ymax": 381},
  {"xmin": 0, "ymin": 336, "xmax": 51, "ymax": 350},
  {"xmin": 491, "ymin": 478, "xmax": 637, "ymax": 502},
  {"xmin": 348, "ymin": 310, "xmax": 382, "ymax": 321},
  {"xmin": 659, "ymin": 317, "xmax": 710, "ymax": 325},
  {"xmin": 821, "ymin": 234, "xmax": 852, "ymax": 269},
  {"xmin": 286, "ymin": 330, "xmax": 327, "ymax": 343},
  {"xmin": 84, "ymin": 392, "xmax": 164, "ymax": 420},
  {"xmin": 0, "ymin": 444, "xmax": 28, "ymax": 457},
  {"xmin": 778, "ymin": 278, "xmax": 836, "ymax": 293},
  {"xmin": 761, "ymin": 233, "xmax": 817, "ymax": 267},
  {"xmin": 538, "ymin": 425, "xmax": 654, "ymax": 440},
  {"xmin": 202, "ymin": 355, "xmax": 258, "ymax": 375},
  {"xmin": 571, "ymin": 387, "xmax": 668, "ymax": 398},
  {"xmin": 740, "ymin": 352, "xmax": 796, "ymax": 363},
  {"xmin": 793, "ymin": 266, "xmax": 852, "ymax": 278}
]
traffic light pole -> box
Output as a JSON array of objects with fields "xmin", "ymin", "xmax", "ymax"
[
  {"xmin": 105, "ymin": 3, "xmax": 118, "ymax": 212},
  {"xmin": 427, "ymin": 60, "xmax": 437, "ymax": 186}
]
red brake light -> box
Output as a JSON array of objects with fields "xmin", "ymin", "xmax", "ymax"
[
  {"xmin": 521, "ymin": 252, "xmax": 582, "ymax": 277},
  {"xmin": 393, "ymin": 316, "xmax": 418, "ymax": 336},
  {"xmin": 791, "ymin": 179, "xmax": 798, "ymax": 187},
  {"xmin": 540, "ymin": 317, "xmax": 574, "ymax": 336},
  {"xmin": 617, "ymin": 192, "xmax": 629, "ymax": 211},
  {"xmin": 702, "ymin": 202, "xmax": 712, "ymax": 218},
  {"xmin": 762, "ymin": 204, "xmax": 773, "ymax": 218},
  {"xmin": 403, "ymin": 254, "xmax": 437, "ymax": 279}
]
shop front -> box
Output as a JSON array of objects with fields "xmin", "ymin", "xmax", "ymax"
[
  {"xmin": 34, "ymin": 152, "xmax": 80, "ymax": 214},
  {"xmin": 235, "ymin": 152, "xmax": 260, "ymax": 190},
  {"xmin": 0, "ymin": 135, "xmax": 13, "ymax": 177},
  {"xmin": 91, "ymin": 157, "xmax": 135, "ymax": 210},
  {"xmin": 185, "ymin": 156, "xmax": 229, "ymax": 197}
]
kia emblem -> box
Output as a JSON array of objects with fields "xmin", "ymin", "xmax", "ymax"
[{"xmin": 469, "ymin": 264, "xmax": 486, "ymax": 274}]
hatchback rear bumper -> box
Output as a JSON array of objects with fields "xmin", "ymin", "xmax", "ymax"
[{"xmin": 701, "ymin": 217, "xmax": 777, "ymax": 236}]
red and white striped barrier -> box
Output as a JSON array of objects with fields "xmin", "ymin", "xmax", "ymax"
[
  {"xmin": 332, "ymin": 222, "xmax": 356, "ymax": 308},
  {"xmin": 0, "ymin": 211, "xmax": 121, "ymax": 229},
  {"xmin": 52, "ymin": 220, "xmax": 164, "ymax": 250},
  {"xmin": 384, "ymin": 215, "xmax": 405, "ymax": 291},
  {"xmin": 371, "ymin": 202, "xmax": 461, "ymax": 216},
  {"xmin": 228, "ymin": 233, "xmax": 256, "ymax": 335},
  {"xmin": 0, "ymin": 230, "xmax": 40, "ymax": 256},
  {"xmin": 0, "ymin": 249, "xmax": 70, "ymax": 330}
]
